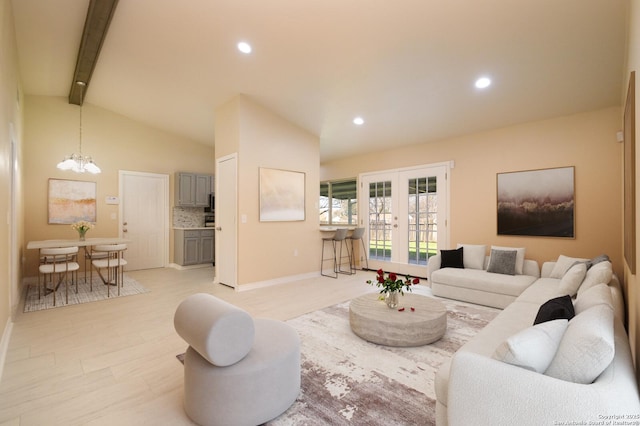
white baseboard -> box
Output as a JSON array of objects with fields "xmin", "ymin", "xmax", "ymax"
[
  {"xmin": 0, "ymin": 318, "xmax": 13, "ymax": 383},
  {"xmin": 236, "ymin": 271, "xmax": 322, "ymax": 292}
]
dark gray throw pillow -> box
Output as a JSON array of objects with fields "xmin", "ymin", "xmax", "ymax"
[
  {"xmin": 486, "ymin": 249, "xmax": 517, "ymax": 275},
  {"xmin": 587, "ymin": 254, "xmax": 610, "ymax": 270},
  {"xmin": 440, "ymin": 247, "xmax": 464, "ymax": 268},
  {"xmin": 533, "ymin": 295, "xmax": 575, "ymax": 325}
]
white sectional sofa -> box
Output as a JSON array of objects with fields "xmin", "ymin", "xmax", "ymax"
[
  {"xmin": 434, "ymin": 257, "xmax": 640, "ymax": 426},
  {"xmin": 427, "ymin": 244, "xmax": 540, "ymax": 308}
]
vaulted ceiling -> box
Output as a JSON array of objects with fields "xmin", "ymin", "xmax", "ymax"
[{"xmin": 12, "ymin": 0, "xmax": 628, "ymax": 162}]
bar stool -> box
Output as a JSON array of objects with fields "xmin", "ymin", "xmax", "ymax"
[
  {"xmin": 348, "ymin": 227, "xmax": 369, "ymax": 272},
  {"xmin": 320, "ymin": 229, "xmax": 352, "ymax": 278}
]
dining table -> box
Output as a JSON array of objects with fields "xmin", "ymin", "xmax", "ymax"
[
  {"xmin": 27, "ymin": 237, "xmax": 131, "ymax": 296},
  {"xmin": 26, "ymin": 237, "xmax": 130, "ymax": 250}
]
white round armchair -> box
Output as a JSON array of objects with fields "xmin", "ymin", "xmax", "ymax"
[{"xmin": 174, "ymin": 293, "xmax": 300, "ymax": 426}]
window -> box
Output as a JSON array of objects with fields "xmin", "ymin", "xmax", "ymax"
[{"xmin": 319, "ymin": 179, "xmax": 357, "ymax": 225}]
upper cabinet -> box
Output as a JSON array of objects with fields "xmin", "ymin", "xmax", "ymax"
[{"xmin": 176, "ymin": 172, "xmax": 213, "ymax": 207}]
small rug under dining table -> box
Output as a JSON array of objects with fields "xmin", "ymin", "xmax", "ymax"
[{"xmin": 22, "ymin": 274, "xmax": 149, "ymax": 312}]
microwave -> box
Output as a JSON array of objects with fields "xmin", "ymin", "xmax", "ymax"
[{"xmin": 205, "ymin": 193, "xmax": 215, "ymax": 212}]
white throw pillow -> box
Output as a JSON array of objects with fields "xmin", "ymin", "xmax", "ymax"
[
  {"xmin": 456, "ymin": 244, "xmax": 486, "ymax": 270},
  {"xmin": 544, "ymin": 304, "xmax": 614, "ymax": 384},
  {"xmin": 555, "ymin": 263, "xmax": 587, "ymax": 297},
  {"xmin": 549, "ymin": 255, "xmax": 587, "ymax": 278},
  {"xmin": 491, "ymin": 246, "xmax": 525, "ymax": 274},
  {"xmin": 574, "ymin": 283, "xmax": 613, "ymax": 315},
  {"xmin": 577, "ymin": 261, "xmax": 613, "ymax": 297},
  {"xmin": 492, "ymin": 319, "xmax": 568, "ymax": 373}
]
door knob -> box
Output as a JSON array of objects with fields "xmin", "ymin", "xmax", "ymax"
[
  {"xmin": 123, "ymin": 222, "xmax": 128, "ymax": 226},
  {"xmin": 123, "ymin": 229, "xmax": 128, "ymax": 233},
  {"xmin": 216, "ymin": 227, "xmax": 222, "ymax": 231}
]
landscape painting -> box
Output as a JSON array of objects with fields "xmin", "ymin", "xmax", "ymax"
[
  {"xmin": 497, "ymin": 167, "xmax": 574, "ymax": 238},
  {"xmin": 259, "ymin": 168, "xmax": 305, "ymax": 222},
  {"xmin": 48, "ymin": 178, "xmax": 97, "ymax": 224}
]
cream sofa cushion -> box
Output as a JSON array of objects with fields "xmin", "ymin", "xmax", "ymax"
[
  {"xmin": 492, "ymin": 319, "xmax": 568, "ymax": 373},
  {"xmin": 544, "ymin": 304, "xmax": 614, "ymax": 384},
  {"xmin": 556, "ymin": 263, "xmax": 587, "ymax": 297},
  {"xmin": 574, "ymin": 283, "xmax": 613, "ymax": 314},
  {"xmin": 549, "ymin": 255, "xmax": 587, "ymax": 278},
  {"xmin": 457, "ymin": 244, "xmax": 486, "ymax": 270},
  {"xmin": 577, "ymin": 261, "xmax": 613, "ymax": 297}
]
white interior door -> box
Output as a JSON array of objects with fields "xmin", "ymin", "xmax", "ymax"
[
  {"xmin": 360, "ymin": 163, "xmax": 449, "ymax": 277},
  {"xmin": 215, "ymin": 154, "xmax": 237, "ymax": 288},
  {"xmin": 120, "ymin": 171, "xmax": 169, "ymax": 270}
]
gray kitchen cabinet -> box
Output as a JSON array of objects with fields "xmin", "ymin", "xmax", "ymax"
[
  {"xmin": 200, "ymin": 229, "xmax": 215, "ymax": 263},
  {"xmin": 175, "ymin": 229, "xmax": 215, "ymax": 265},
  {"xmin": 176, "ymin": 172, "xmax": 213, "ymax": 207}
]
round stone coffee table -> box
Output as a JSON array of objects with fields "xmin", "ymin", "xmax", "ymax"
[{"xmin": 349, "ymin": 293, "xmax": 447, "ymax": 347}]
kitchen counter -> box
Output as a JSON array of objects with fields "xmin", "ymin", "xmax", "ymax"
[
  {"xmin": 319, "ymin": 226, "xmax": 356, "ymax": 231},
  {"xmin": 173, "ymin": 226, "xmax": 215, "ymax": 230}
]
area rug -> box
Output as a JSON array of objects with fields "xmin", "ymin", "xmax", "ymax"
[
  {"xmin": 177, "ymin": 291, "xmax": 499, "ymax": 425},
  {"xmin": 23, "ymin": 274, "xmax": 149, "ymax": 312}
]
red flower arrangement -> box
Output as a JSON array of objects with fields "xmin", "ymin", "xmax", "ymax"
[{"xmin": 366, "ymin": 269, "xmax": 420, "ymax": 295}]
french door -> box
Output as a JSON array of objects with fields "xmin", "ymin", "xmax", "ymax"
[{"xmin": 359, "ymin": 163, "xmax": 449, "ymax": 277}]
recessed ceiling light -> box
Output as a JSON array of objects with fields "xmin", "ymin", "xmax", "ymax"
[
  {"xmin": 237, "ymin": 41, "xmax": 252, "ymax": 54},
  {"xmin": 353, "ymin": 117, "xmax": 364, "ymax": 125},
  {"xmin": 475, "ymin": 77, "xmax": 491, "ymax": 89}
]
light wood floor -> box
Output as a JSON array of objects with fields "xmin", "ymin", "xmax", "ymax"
[{"xmin": 0, "ymin": 266, "xmax": 376, "ymax": 426}]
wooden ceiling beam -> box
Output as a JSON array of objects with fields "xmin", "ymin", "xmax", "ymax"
[{"xmin": 68, "ymin": 0, "xmax": 119, "ymax": 105}]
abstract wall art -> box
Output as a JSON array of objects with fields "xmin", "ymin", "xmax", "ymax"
[
  {"xmin": 48, "ymin": 178, "xmax": 97, "ymax": 224},
  {"xmin": 497, "ymin": 166, "xmax": 574, "ymax": 238},
  {"xmin": 259, "ymin": 168, "xmax": 305, "ymax": 222}
]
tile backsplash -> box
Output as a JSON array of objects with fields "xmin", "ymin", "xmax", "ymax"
[{"xmin": 173, "ymin": 207, "xmax": 205, "ymax": 228}]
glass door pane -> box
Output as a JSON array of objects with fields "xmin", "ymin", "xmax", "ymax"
[
  {"xmin": 407, "ymin": 176, "xmax": 437, "ymax": 265},
  {"xmin": 368, "ymin": 181, "xmax": 392, "ymax": 261}
]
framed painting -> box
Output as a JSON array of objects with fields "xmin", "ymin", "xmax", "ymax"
[
  {"xmin": 497, "ymin": 166, "xmax": 575, "ymax": 238},
  {"xmin": 48, "ymin": 178, "xmax": 97, "ymax": 224},
  {"xmin": 624, "ymin": 71, "xmax": 636, "ymax": 274},
  {"xmin": 259, "ymin": 168, "xmax": 305, "ymax": 222}
]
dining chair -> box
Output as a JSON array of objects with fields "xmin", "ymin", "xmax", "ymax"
[
  {"xmin": 91, "ymin": 244, "xmax": 128, "ymax": 297},
  {"xmin": 38, "ymin": 246, "xmax": 80, "ymax": 306},
  {"xmin": 84, "ymin": 248, "xmax": 108, "ymax": 291}
]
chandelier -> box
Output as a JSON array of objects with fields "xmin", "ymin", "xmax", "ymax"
[{"xmin": 57, "ymin": 81, "xmax": 101, "ymax": 174}]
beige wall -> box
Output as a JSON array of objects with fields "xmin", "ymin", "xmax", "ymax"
[
  {"xmin": 323, "ymin": 107, "xmax": 623, "ymax": 275},
  {"xmin": 624, "ymin": 0, "xmax": 640, "ymax": 382},
  {"xmin": 22, "ymin": 96, "xmax": 215, "ymax": 276},
  {"xmin": 216, "ymin": 95, "xmax": 321, "ymax": 286}
]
